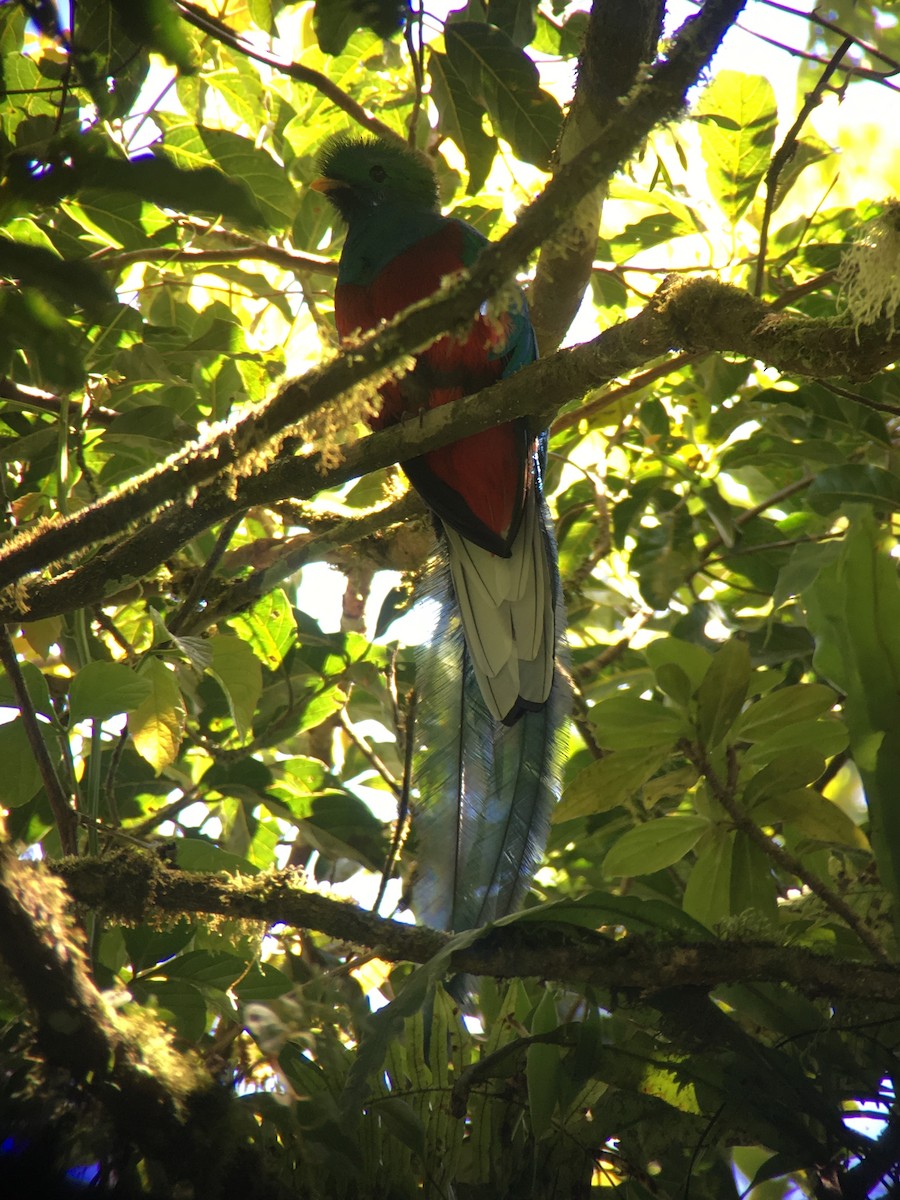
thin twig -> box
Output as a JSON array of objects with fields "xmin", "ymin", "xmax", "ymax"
[
  {"xmin": 404, "ymin": 0, "xmax": 426, "ymax": 144},
  {"xmin": 373, "ymin": 689, "xmax": 416, "ymax": 915},
  {"xmin": 339, "ymin": 708, "xmax": 401, "ymax": 797},
  {"xmin": 0, "ymin": 625, "xmax": 77, "ymax": 854},
  {"xmin": 699, "ymin": 531, "xmax": 842, "ymax": 569},
  {"xmin": 168, "ymin": 510, "xmax": 245, "ymax": 635},
  {"xmin": 760, "ymin": 0, "xmax": 900, "ymax": 73},
  {"xmin": 88, "ymin": 244, "xmax": 337, "ymax": 277},
  {"xmin": 0, "ymin": 378, "xmax": 119, "ymax": 427},
  {"xmin": 821, "ymin": 381, "xmax": 900, "ymax": 417},
  {"xmin": 92, "ymin": 608, "xmax": 136, "ymax": 663},
  {"xmin": 553, "ymin": 352, "xmax": 699, "ymax": 433},
  {"xmin": 755, "ymin": 37, "xmax": 853, "ymax": 297},
  {"xmin": 699, "ymin": 471, "xmax": 819, "ymax": 561}
]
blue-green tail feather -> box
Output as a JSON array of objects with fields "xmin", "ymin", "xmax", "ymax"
[{"xmin": 411, "ymin": 512, "xmax": 567, "ymax": 933}]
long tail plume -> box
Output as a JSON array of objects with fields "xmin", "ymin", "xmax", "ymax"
[{"xmin": 411, "ymin": 508, "xmax": 568, "ymax": 932}]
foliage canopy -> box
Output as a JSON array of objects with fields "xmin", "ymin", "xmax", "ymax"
[{"xmin": 2, "ymin": 0, "xmax": 900, "ymax": 1197}]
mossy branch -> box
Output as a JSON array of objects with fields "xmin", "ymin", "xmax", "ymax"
[{"xmin": 53, "ymin": 851, "xmax": 900, "ymax": 1003}]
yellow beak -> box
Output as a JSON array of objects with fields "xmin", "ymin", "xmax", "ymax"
[{"xmin": 310, "ymin": 177, "xmax": 341, "ymax": 193}]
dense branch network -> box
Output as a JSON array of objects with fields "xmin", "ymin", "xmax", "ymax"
[
  {"xmin": 0, "ymin": 0, "xmax": 749, "ymax": 604},
  {"xmin": 2, "ymin": 273, "xmax": 898, "ymax": 624}
]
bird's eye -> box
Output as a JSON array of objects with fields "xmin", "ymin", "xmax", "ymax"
[{"xmin": 369, "ymin": 164, "xmax": 387, "ymax": 183}]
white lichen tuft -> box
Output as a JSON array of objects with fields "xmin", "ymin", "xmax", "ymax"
[{"xmin": 837, "ymin": 200, "xmax": 900, "ymax": 339}]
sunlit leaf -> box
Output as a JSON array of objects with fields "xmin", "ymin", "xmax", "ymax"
[
  {"xmin": 129, "ymin": 657, "xmax": 186, "ymax": 772},
  {"xmin": 696, "ymin": 71, "xmax": 777, "ymax": 222}
]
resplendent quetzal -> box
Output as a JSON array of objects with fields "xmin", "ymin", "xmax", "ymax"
[{"xmin": 313, "ymin": 136, "xmax": 567, "ymax": 931}]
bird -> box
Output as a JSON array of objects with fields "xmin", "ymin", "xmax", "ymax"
[{"xmin": 313, "ymin": 135, "xmax": 566, "ymax": 932}]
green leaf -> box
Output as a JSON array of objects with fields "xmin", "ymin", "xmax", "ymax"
[
  {"xmin": 445, "ymin": 22, "xmax": 562, "ymax": 169},
  {"xmin": 589, "ymin": 694, "xmax": 689, "ymax": 751},
  {"xmin": 129, "ymin": 657, "xmax": 186, "ymax": 772},
  {"xmin": 377, "ymin": 1097, "xmax": 426, "ymax": 1157},
  {"xmin": 342, "ymin": 925, "xmax": 487, "ymax": 1124},
  {"xmin": 645, "ymin": 635, "xmax": 713, "ymax": 695},
  {"xmin": 629, "ymin": 504, "xmax": 697, "ymax": 609},
  {"xmin": 312, "ymin": 0, "xmax": 403, "ymax": 51},
  {"xmin": 695, "ymin": 638, "xmax": 751, "ymax": 749},
  {"xmin": 299, "ymin": 791, "xmax": 386, "ymax": 871},
  {"xmin": 207, "ymin": 635, "xmax": 263, "ymax": 742},
  {"xmin": 554, "ymin": 745, "xmax": 674, "ymax": 822},
  {"xmin": 806, "ymin": 464, "xmax": 900, "ymax": 515},
  {"xmin": 0, "ymin": 719, "xmax": 43, "ymax": 807},
  {"xmin": 156, "ymin": 949, "xmax": 248, "ymax": 991},
  {"xmin": 228, "ymin": 590, "xmax": 295, "ymax": 671},
  {"xmin": 742, "ymin": 717, "xmax": 848, "ymax": 765},
  {"xmin": 683, "ymin": 828, "xmax": 734, "ymax": 928},
  {"xmin": 109, "ymin": 0, "xmax": 198, "ymax": 74},
  {"xmin": 429, "ymin": 49, "xmax": 497, "ymax": 194},
  {"xmin": 603, "ymin": 814, "xmax": 710, "ymax": 878},
  {"xmin": 0, "ymin": 660, "xmax": 53, "ymax": 718},
  {"xmin": 509, "ymin": 891, "xmax": 714, "ymax": 940},
  {"xmin": 773, "ymin": 540, "xmax": 842, "ymax": 609},
  {"xmin": 612, "ymin": 212, "xmax": 695, "ymax": 263},
  {"xmin": 733, "ymin": 683, "xmax": 838, "ymax": 742},
  {"xmin": 159, "ymin": 127, "xmax": 292, "ymax": 230},
  {"xmin": 64, "ymin": 191, "xmax": 145, "ymax": 251},
  {"xmin": 233, "ymin": 961, "xmax": 294, "ymax": 1003},
  {"xmin": 73, "ymin": 0, "xmax": 151, "ymax": 118},
  {"xmin": 753, "ymin": 788, "xmax": 869, "ymax": 849},
  {"xmin": 742, "ymin": 748, "xmax": 827, "ymax": 805},
  {"xmin": 730, "ymin": 832, "xmax": 777, "ymax": 924},
  {"xmin": 69, "ymin": 660, "xmax": 153, "ymax": 723},
  {"xmin": 696, "ymin": 71, "xmax": 777, "ymax": 222},
  {"xmin": 173, "ymin": 837, "xmax": 259, "ymax": 875},
  {"xmin": 294, "ymin": 684, "xmax": 347, "ymax": 734},
  {"xmin": 73, "ymin": 148, "xmax": 267, "ymax": 231},
  {"xmin": 134, "ymin": 977, "xmax": 208, "ymax": 1042},
  {"xmin": 527, "ymin": 987, "xmax": 560, "ymax": 1139}
]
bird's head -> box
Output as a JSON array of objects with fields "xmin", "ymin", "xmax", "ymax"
[{"xmin": 312, "ymin": 136, "xmax": 439, "ymax": 223}]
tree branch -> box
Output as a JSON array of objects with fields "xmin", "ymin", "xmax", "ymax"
[
  {"xmin": 0, "ymin": 844, "xmax": 228, "ymax": 1187},
  {"xmin": 52, "ymin": 852, "xmax": 900, "ymax": 1002},
  {"xmin": 531, "ymin": 0, "xmax": 665, "ymax": 355}
]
